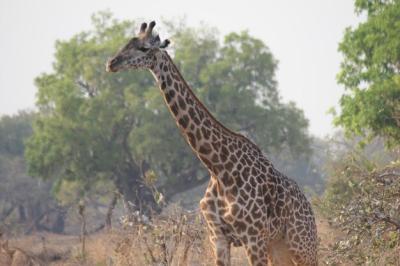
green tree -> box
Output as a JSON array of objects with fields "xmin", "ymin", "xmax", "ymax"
[
  {"xmin": 0, "ymin": 111, "xmax": 33, "ymax": 157},
  {"xmin": 26, "ymin": 12, "xmax": 158, "ymax": 212},
  {"xmin": 0, "ymin": 112, "xmax": 36, "ymax": 224},
  {"xmin": 0, "ymin": 112, "xmax": 65, "ymax": 233},
  {"xmin": 335, "ymin": 0, "xmax": 400, "ymax": 147},
  {"xmin": 199, "ymin": 31, "xmax": 310, "ymax": 155},
  {"xmin": 26, "ymin": 13, "xmax": 312, "ymax": 211}
]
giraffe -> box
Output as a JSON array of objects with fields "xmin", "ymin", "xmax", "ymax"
[{"xmin": 106, "ymin": 21, "xmax": 318, "ymax": 266}]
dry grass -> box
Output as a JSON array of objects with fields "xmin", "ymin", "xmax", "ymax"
[
  {"xmin": 112, "ymin": 207, "xmax": 247, "ymax": 266},
  {"xmin": 2, "ymin": 210, "xmax": 337, "ymax": 266},
  {"xmin": 315, "ymin": 214, "xmax": 344, "ymax": 263},
  {"xmin": 6, "ymin": 232, "xmax": 115, "ymax": 265}
]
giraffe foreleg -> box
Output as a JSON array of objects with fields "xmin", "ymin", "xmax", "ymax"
[
  {"xmin": 209, "ymin": 230, "xmax": 231, "ymax": 266},
  {"xmin": 200, "ymin": 198, "xmax": 231, "ymax": 266}
]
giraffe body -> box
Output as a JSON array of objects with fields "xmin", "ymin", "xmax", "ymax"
[{"xmin": 107, "ymin": 21, "xmax": 318, "ymax": 266}]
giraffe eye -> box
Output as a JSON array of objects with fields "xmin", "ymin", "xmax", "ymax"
[{"xmin": 138, "ymin": 47, "xmax": 150, "ymax": 53}]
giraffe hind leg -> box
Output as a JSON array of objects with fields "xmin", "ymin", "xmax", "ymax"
[{"xmin": 268, "ymin": 239, "xmax": 296, "ymax": 266}]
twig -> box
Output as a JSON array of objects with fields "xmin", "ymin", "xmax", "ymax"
[
  {"xmin": 106, "ymin": 191, "xmax": 120, "ymax": 231},
  {"xmin": 41, "ymin": 236, "xmax": 48, "ymax": 263},
  {"xmin": 76, "ymin": 79, "xmax": 97, "ymax": 98},
  {"xmin": 142, "ymin": 235, "xmax": 157, "ymax": 264},
  {"xmin": 374, "ymin": 212, "xmax": 400, "ymax": 231},
  {"xmin": 78, "ymin": 201, "xmax": 86, "ymax": 258}
]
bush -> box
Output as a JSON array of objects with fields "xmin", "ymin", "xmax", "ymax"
[
  {"xmin": 113, "ymin": 206, "xmax": 213, "ymax": 266},
  {"xmin": 316, "ymin": 153, "xmax": 400, "ymax": 265}
]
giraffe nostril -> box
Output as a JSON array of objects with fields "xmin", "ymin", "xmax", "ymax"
[{"xmin": 111, "ymin": 56, "xmax": 123, "ymax": 66}]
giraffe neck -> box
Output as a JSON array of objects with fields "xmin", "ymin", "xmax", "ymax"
[{"xmin": 149, "ymin": 50, "xmax": 263, "ymax": 178}]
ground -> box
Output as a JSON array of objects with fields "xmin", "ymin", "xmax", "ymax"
[{"xmin": 2, "ymin": 212, "xmax": 340, "ymax": 266}]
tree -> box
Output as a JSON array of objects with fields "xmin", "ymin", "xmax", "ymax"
[
  {"xmin": 0, "ymin": 112, "xmax": 37, "ymax": 224},
  {"xmin": 335, "ymin": 0, "xmax": 400, "ymax": 147},
  {"xmin": 0, "ymin": 111, "xmax": 33, "ymax": 157},
  {"xmin": 0, "ymin": 112, "xmax": 64, "ymax": 233},
  {"xmin": 26, "ymin": 12, "xmax": 312, "ymax": 212},
  {"xmin": 198, "ymin": 31, "xmax": 310, "ymax": 155},
  {"xmin": 26, "ymin": 12, "xmax": 158, "ymax": 213}
]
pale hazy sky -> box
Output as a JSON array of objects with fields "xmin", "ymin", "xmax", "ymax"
[{"xmin": 0, "ymin": 0, "xmax": 362, "ymax": 137}]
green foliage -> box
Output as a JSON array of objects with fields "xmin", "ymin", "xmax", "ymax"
[
  {"xmin": 335, "ymin": 0, "xmax": 400, "ymax": 147},
  {"xmin": 198, "ymin": 31, "xmax": 310, "ymax": 155},
  {"xmin": 26, "ymin": 13, "xmax": 149, "ymax": 199},
  {"xmin": 0, "ymin": 112, "xmax": 34, "ymax": 157},
  {"xmin": 354, "ymin": 0, "xmax": 396, "ymax": 15},
  {"xmin": 0, "ymin": 112, "xmax": 61, "ymax": 234}
]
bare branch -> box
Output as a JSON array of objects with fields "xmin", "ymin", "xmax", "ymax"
[
  {"xmin": 374, "ymin": 212, "xmax": 400, "ymax": 231},
  {"xmin": 76, "ymin": 79, "xmax": 97, "ymax": 98}
]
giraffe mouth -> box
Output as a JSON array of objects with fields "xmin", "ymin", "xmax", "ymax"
[
  {"xmin": 106, "ymin": 56, "xmax": 122, "ymax": 72},
  {"xmin": 106, "ymin": 64, "xmax": 114, "ymax": 72},
  {"xmin": 106, "ymin": 60, "xmax": 117, "ymax": 72}
]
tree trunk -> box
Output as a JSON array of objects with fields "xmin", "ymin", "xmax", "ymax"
[
  {"xmin": 78, "ymin": 203, "xmax": 86, "ymax": 258},
  {"xmin": 0, "ymin": 205, "xmax": 15, "ymax": 222},
  {"xmin": 26, "ymin": 202, "xmax": 42, "ymax": 233},
  {"xmin": 18, "ymin": 205, "xmax": 26, "ymax": 223},
  {"xmin": 114, "ymin": 161, "xmax": 159, "ymax": 216},
  {"xmin": 50, "ymin": 209, "xmax": 66, "ymax": 233},
  {"xmin": 105, "ymin": 192, "xmax": 119, "ymax": 231},
  {"xmin": 161, "ymin": 167, "xmax": 209, "ymax": 200}
]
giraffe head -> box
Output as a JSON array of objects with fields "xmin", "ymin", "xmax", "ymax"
[{"xmin": 106, "ymin": 21, "xmax": 170, "ymax": 72}]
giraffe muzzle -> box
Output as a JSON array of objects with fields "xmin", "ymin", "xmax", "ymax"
[{"xmin": 106, "ymin": 56, "xmax": 122, "ymax": 72}]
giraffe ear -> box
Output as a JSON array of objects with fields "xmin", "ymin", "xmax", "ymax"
[{"xmin": 160, "ymin": 39, "xmax": 170, "ymax": 49}]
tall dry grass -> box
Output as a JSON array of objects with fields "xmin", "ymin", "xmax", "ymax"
[{"xmin": 2, "ymin": 207, "xmax": 338, "ymax": 265}]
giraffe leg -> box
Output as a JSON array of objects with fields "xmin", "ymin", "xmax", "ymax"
[
  {"xmin": 200, "ymin": 198, "xmax": 231, "ymax": 266},
  {"xmin": 285, "ymin": 226, "xmax": 318, "ymax": 266},
  {"xmin": 268, "ymin": 239, "xmax": 296, "ymax": 266},
  {"xmin": 209, "ymin": 231, "xmax": 231, "ymax": 266},
  {"xmin": 287, "ymin": 249, "xmax": 317, "ymax": 266},
  {"xmin": 244, "ymin": 240, "xmax": 268, "ymax": 266}
]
